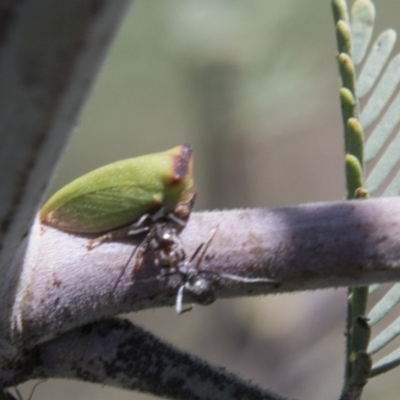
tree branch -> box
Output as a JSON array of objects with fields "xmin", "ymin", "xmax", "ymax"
[
  {"xmin": 6, "ymin": 197, "xmax": 400, "ymax": 350},
  {"xmin": 2, "ymin": 318, "xmax": 287, "ymax": 400}
]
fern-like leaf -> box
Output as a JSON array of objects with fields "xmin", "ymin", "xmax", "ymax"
[
  {"xmin": 357, "ymin": 30, "xmax": 396, "ymax": 98},
  {"xmin": 335, "ymin": 0, "xmax": 400, "ymax": 389},
  {"xmin": 368, "ymin": 283, "xmax": 400, "ymax": 325},
  {"xmin": 350, "ymin": 0, "xmax": 400, "ymax": 380},
  {"xmin": 361, "ymin": 54, "xmax": 400, "ymax": 130},
  {"xmin": 351, "ymin": 0, "xmax": 375, "ymax": 64}
]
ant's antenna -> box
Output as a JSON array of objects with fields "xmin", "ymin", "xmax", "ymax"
[
  {"xmin": 175, "ymin": 222, "xmax": 278, "ymax": 313},
  {"xmin": 9, "ymin": 380, "xmax": 47, "ymax": 400}
]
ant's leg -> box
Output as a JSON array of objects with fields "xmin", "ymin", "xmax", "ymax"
[
  {"xmin": 175, "ymin": 284, "xmax": 192, "ymax": 314},
  {"xmin": 87, "ymin": 214, "xmax": 151, "ymax": 250},
  {"xmin": 166, "ymin": 211, "xmax": 187, "ymax": 228},
  {"xmin": 110, "ymin": 239, "xmax": 148, "ymax": 295},
  {"xmin": 127, "ymin": 213, "xmax": 153, "ymax": 235},
  {"xmin": 218, "ymin": 273, "xmax": 278, "ymax": 283}
]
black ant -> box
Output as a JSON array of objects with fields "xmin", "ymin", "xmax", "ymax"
[{"xmin": 142, "ymin": 221, "xmax": 277, "ymax": 314}]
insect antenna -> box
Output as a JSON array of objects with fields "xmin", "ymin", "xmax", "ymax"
[
  {"xmin": 9, "ymin": 380, "xmax": 47, "ymax": 400},
  {"xmin": 175, "ymin": 223, "xmax": 279, "ymax": 313},
  {"xmin": 193, "ymin": 222, "xmax": 278, "ymax": 283},
  {"xmin": 184, "ymin": 223, "xmax": 220, "ymax": 267},
  {"xmin": 213, "ymin": 272, "xmax": 277, "ymax": 283}
]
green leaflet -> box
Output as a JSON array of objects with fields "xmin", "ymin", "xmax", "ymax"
[{"xmin": 40, "ymin": 144, "xmax": 195, "ymax": 233}]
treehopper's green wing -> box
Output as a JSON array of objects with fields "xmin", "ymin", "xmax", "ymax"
[{"xmin": 40, "ymin": 144, "xmax": 195, "ymax": 234}]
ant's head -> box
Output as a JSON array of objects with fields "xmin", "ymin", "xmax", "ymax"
[{"xmin": 184, "ymin": 276, "xmax": 216, "ymax": 306}]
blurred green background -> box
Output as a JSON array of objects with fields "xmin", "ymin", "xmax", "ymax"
[{"xmin": 23, "ymin": 1, "xmax": 400, "ymax": 400}]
